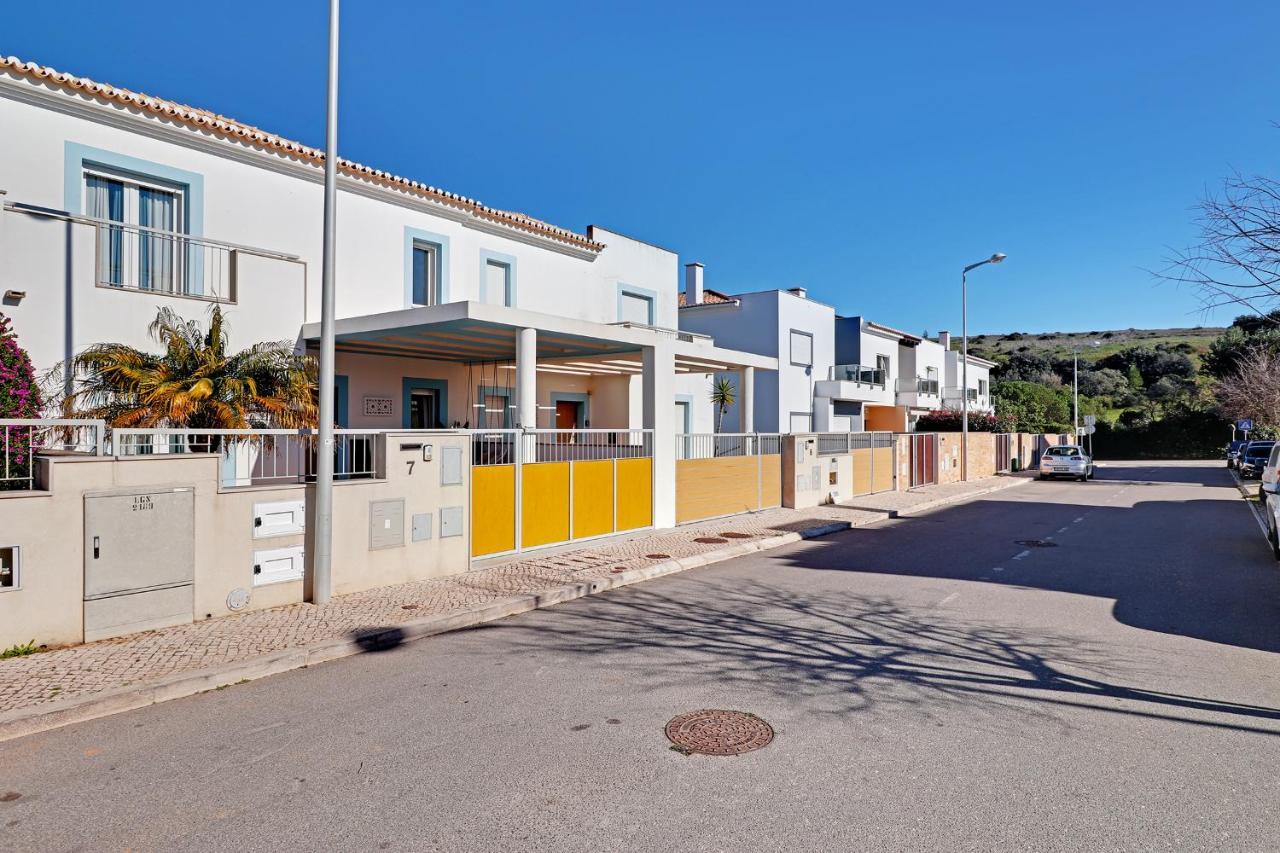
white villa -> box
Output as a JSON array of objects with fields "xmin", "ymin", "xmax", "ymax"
[{"xmin": 0, "ymin": 55, "xmax": 775, "ymax": 530}]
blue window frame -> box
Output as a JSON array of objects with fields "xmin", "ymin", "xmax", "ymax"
[
  {"xmin": 479, "ymin": 249, "xmax": 518, "ymax": 308},
  {"xmin": 404, "ymin": 227, "xmax": 451, "ymax": 308},
  {"xmin": 402, "ymin": 377, "xmax": 450, "ymax": 429},
  {"xmin": 616, "ymin": 283, "xmax": 657, "ymax": 325},
  {"xmin": 477, "ymin": 385, "xmax": 514, "ymax": 428}
]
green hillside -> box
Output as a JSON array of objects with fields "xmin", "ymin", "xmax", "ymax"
[{"xmin": 965, "ymin": 326, "xmax": 1223, "ymax": 365}]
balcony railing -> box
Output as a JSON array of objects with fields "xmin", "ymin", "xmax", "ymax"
[
  {"xmin": 0, "ymin": 419, "xmax": 106, "ymax": 491},
  {"xmin": 831, "ymin": 364, "xmax": 886, "ymax": 387},
  {"xmin": 92, "ymin": 220, "xmax": 240, "ymax": 303},
  {"xmin": 896, "ymin": 377, "xmax": 940, "ymax": 396}
]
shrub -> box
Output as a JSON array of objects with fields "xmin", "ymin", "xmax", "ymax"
[
  {"xmin": 915, "ymin": 409, "xmax": 1017, "ymax": 433},
  {"xmin": 0, "ymin": 313, "xmax": 44, "ymax": 490}
]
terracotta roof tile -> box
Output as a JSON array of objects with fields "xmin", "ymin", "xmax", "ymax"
[
  {"xmin": 0, "ymin": 55, "xmax": 603, "ymax": 252},
  {"xmin": 677, "ymin": 287, "xmax": 735, "ymax": 307}
]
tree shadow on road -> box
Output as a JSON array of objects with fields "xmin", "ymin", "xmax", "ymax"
[{"xmin": 494, "ymin": 579, "xmax": 1280, "ymax": 737}]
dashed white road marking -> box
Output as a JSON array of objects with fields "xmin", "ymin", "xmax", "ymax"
[
  {"xmin": 1012, "ymin": 550, "xmax": 1031, "ymax": 560},
  {"xmin": 1056, "ymin": 526, "xmax": 1069, "ymax": 533},
  {"xmin": 1073, "ymin": 517, "xmax": 1085, "ymax": 523},
  {"xmin": 938, "ymin": 592, "xmax": 960, "ymax": 606},
  {"xmin": 992, "ymin": 567, "xmax": 1005, "ymax": 572}
]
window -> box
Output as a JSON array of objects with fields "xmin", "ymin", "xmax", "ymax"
[
  {"xmin": 484, "ymin": 260, "xmax": 511, "ymax": 307},
  {"xmin": 85, "ymin": 169, "xmax": 184, "ymax": 293},
  {"xmin": 0, "ymin": 546, "xmax": 18, "ymax": 590},
  {"xmin": 876, "ymin": 354, "xmax": 890, "ymax": 382},
  {"xmin": 412, "ymin": 242, "xmax": 441, "ymax": 306},
  {"xmin": 978, "ymin": 379, "xmax": 988, "ymax": 397},
  {"xmin": 483, "ymin": 394, "xmax": 507, "ymax": 428},
  {"xmin": 619, "ymin": 291, "xmax": 653, "ymax": 325},
  {"xmin": 790, "ymin": 331, "xmax": 814, "ymax": 367}
]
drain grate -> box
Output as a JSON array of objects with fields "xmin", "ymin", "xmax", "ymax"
[
  {"xmin": 645, "ymin": 553, "xmax": 671, "ymax": 560},
  {"xmin": 720, "ymin": 532, "xmax": 754, "ymax": 539},
  {"xmin": 694, "ymin": 536, "xmax": 729, "ymax": 545},
  {"xmin": 665, "ymin": 709, "xmax": 774, "ymax": 756},
  {"xmin": 1015, "ymin": 539, "xmax": 1058, "ymax": 548}
]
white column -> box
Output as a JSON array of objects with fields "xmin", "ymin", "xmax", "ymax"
[
  {"xmin": 643, "ymin": 343, "xmax": 676, "ymax": 529},
  {"xmin": 516, "ymin": 327, "xmax": 537, "ymax": 429},
  {"xmin": 739, "ymin": 366, "xmax": 755, "ymax": 434}
]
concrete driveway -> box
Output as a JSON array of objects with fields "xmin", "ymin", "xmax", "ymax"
[{"xmin": 2, "ymin": 460, "xmax": 1277, "ymax": 851}]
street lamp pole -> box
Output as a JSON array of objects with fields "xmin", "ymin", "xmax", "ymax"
[
  {"xmin": 960, "ymin": 253, "xmax": 1006, "ymax": 481},
  {"xmin": 313, "ymin": 0, "xmax": 340, "ymax": 605}
]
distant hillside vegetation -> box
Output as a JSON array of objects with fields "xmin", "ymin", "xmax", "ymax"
[{"xmin": 965, "ymin": 326, "xmax": 1224, "ymax": 365}]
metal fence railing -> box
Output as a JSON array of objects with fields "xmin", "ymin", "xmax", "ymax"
[
  {"xmin": 0, "ymin": 419, "xmax": 106, "ymax": 491},
  {"xmin": 470, "ymin": 429, "xmax": 654, "ymax": 466},
  {"xmin": 676, "ymin": 433, "xmax": 783, "ymax": 460},
  {"xmin": 113, "ymin": 428, "xmax": 380, "ymax": 488},
  {"xmin": 816, "ymin": 431, "xmax": 896, "ymax": 456}
]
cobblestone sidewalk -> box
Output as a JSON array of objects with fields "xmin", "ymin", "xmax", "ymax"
[{"xmin": 0, "ymin": 473, "xmax": 1029, "ymax": 727}]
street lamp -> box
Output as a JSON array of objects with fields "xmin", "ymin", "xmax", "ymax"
[
  {"xmin": 961, "ymin": 253, "xmax": 1006, "ymax": 482},
  {"xmin": 313, "ymin": 0, "xmax": 341, "ymax": 605}
]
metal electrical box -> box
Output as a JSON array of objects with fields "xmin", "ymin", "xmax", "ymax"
[
  {"xmin": 441, "ymin": 446, "xmax": 463, "ymax": 485},
  {"xmin": 83, "ymin": 487, "xmax": 195, "ymax": 641},
  {"xmin": 253, "ymin": 499, "xmax": 305, "ymax": 539},
  {"xmin": 411, "ymin": 512, "xmax": 433, "ymax": 542},
  {"xmin": 369, "ymin": 499, "xmax": 405, "ymax": 550},
  {"xmin": 440, "ymin": 505, "xmax": 464, "ymax": 538}
]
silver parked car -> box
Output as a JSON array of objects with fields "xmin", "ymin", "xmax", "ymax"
[{"xmin": 1038, "ymin": 445, "xmax": 1094, "ymax": 481}]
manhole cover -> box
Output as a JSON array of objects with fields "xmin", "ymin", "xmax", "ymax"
[
  {"xmin": 1015, "ymin": 539, "xmax": 1058, "ymax": 548},
  {"xmin": 720, "ymin": 532, "xmax": 754, "ymax": 539},
  {"xmin": 694, "ymin": 537, "xmax": 729, "ymax": 544},
  {"xmin": 645, "ymin": 553, "xmax": 671, "ymax": 560},
  {"xmin": 665, "ymin": 709, "xmax": 774, "ymax": 756}
]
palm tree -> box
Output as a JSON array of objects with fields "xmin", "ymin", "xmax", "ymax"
[
  {"xmin": 710, "ymin": 376, "xmax": 737, "ymax": 433},
  {"xmin": 69, "ymin": 305, "xmax": 317, "ymax": 429}
]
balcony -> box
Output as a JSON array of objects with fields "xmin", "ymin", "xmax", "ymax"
[
  {"xmin": 815, "ymin": 363, "xmax": 893, "ymax": 404},
  {"xmin": 896, "ymin": 377, "xmax": 941, "ymax": 409},
  {"xmin": 90, "ymin": 219, "xmax": 251, "ymax": 303}
]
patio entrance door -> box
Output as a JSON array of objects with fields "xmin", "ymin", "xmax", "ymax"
[
  {"xmin": 555, "ymin": 400, "xmax": 581, "ymax": 432},
  {"xmin": 409, "ymin": 389, "xmax": 439, "ymax": 429}
]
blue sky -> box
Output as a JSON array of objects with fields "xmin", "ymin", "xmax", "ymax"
[{"xmin": 6, "ymin": 1, "xmax": 1278, "ymax": 334}]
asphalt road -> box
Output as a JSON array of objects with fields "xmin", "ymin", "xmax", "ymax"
[{"xmin": 3, "ymin": 461, "xmax": 1278, "ymax": 851}]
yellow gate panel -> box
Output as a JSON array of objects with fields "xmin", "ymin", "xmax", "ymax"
[
  {"xmin": 851, "ymin": 448, "xmax": 873, "ymax": 496},
  {"xmin": 472, "ymin": 464, "xmax": 516, "ymax": 557},
  {"xmin": 522, "ymin": 462, "xmax": 571, "ymax": 547},
  {"xmin": 760, "ymin": 453, "xmax": 782, "ymax": 508},
  {"xmin": 616, "ymin": 457, "xmax": 653, "ymax": 531},
  {"xmin": 676, "ymin": 456, "xmax": 760, "ymax": 523},
  {"xmin": 872, "ymin": 446, "xmax": 895, "ymax": 492},
  {"xmin": 572, "ymin": 459, "xmax": 615, "ymax": 539}
]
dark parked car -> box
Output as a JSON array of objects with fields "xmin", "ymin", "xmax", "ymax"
[
  {"xmin": 1239, "ymin": 441, "xmax": 1276, "ymax": 479},
  {"xmin": 1226, "ymin": 439, "xmax": 1249, "ymax": 469}
]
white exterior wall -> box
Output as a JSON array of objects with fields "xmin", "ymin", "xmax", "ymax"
[
  {"xmin": 679, "ymin": 289, "xmax": 833, "ymax": 434},
  {"xmin": 854, "ymin": 328, "xmax": 900, "ymax": 408},
  {"xmin": 944, "ymin": 351, "xmax": 994, "ymax": 413},
  {"xmin": 0, "ymin": 75, "xmax": 677, "ymax": 388}
]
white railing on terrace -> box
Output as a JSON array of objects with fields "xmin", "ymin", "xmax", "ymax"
[
  {"xmin": 896, "ymin": 377, "xmax": 940, "ymax": 396},
  {"xmin": 676, "ymin": 433, "xmax": 782, "ymax": 460},
  {"xmin": 0, "ymin": 419, "xmax": 106, "ymax": 491},
  {"xmin": 470, "ymin": 429, "xmax": 654, "ymax": 466},
  {"xmin": 113, "ymin": 428, "xmax": 379, "ymax": 488},
  {"xmin": 816, "ymin": 431, "xmax": 896, "ymax": 456}
]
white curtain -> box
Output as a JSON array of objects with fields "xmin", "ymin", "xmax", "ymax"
[
  {"xmin": 86, "ymin": 176, "xmax": 124, "ymax": 286},
  {"xmin": 139, "ymin": 187, "xmax": 176, "ymax": 292}
]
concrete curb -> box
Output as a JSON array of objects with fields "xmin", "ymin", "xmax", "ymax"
[{"xmin": 0, "ymin": 480, "xmax": 1013, "ymax": 743}]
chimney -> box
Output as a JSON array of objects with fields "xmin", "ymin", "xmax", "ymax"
[
  {"xmin": 788, "ymin": 286, "xmax": 807, "ymax": 299},
  {"xmin": 684, "ymin": 262, "xmax": 704, "ymax": 305},
  {"xmin": 939, "ymin": 330, "xmax": 951, "ymax": 350}
]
